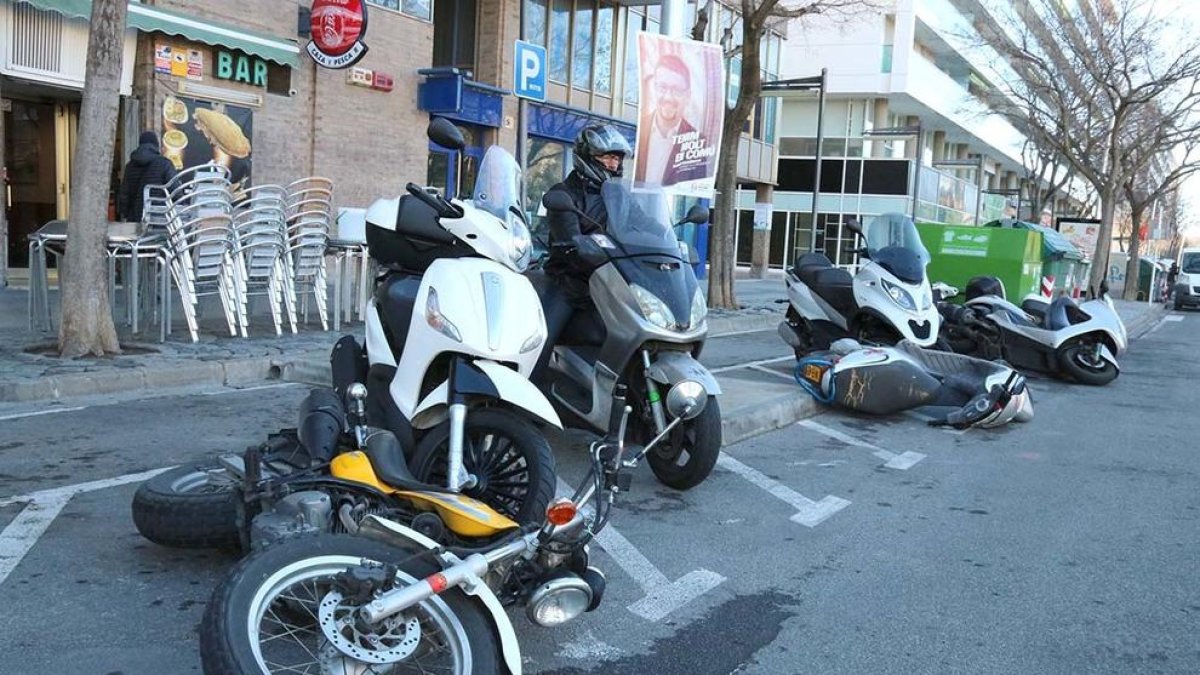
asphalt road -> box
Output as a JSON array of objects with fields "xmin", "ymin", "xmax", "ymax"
[{"xmin": 1, "ymin": 313, "xmax": 1198, "ymax": 674}]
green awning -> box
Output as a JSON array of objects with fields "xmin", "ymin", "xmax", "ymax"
[{"xmin": 15, "ymin": 0, "xmax": 301, "ymax": 67}]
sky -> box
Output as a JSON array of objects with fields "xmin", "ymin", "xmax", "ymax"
[{"xmin": 1155, "ymin": 0, "xmax": 1200, "ymax": 237}]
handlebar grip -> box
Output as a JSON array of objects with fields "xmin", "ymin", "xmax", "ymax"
[{"xmin": 405, "ymin": 182, "xmax": 449, "ymax": 215}]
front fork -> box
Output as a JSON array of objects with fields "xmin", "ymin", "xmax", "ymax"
[
  {"xmin": 447, "ymin": 361, "xmax": 478, "ymax": 492},
  {"xmin": 641, "ymin": 349, "xmax": 667, "ymax": 433}
]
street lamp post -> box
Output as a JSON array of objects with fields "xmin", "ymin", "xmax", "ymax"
[{"xmin": 761, "ymin": 71, "xmax": 827, "ymax": 249}]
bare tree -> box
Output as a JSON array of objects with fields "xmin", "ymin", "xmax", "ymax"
[
  {"xmin": 58, "ymin": 0, "xmax": 125, "ymax": 356},
  {"xmin": 705, "ymin": 0, "xmax": 878, "ymax": 309},
  {"xmin": 976, "ymin": 0, "xmax": 1200, "ymax": 295},
  {"xmin": 1019, "ymin": 138, "xmax": 1075, "ymax": 221}
]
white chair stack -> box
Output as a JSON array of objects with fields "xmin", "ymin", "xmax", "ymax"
[
  {"xmin": 232, "ymin": 185, "xmax": 297, "ymax": 336},
  {"xmin": 284, "ymin": 177, "xmax": 334, "ymax": 330}
]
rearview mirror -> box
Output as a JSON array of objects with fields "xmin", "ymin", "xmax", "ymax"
[
  {"xmin": 541, "ymin": 190, "xmax": 577, "ymax": 213},
  {"xmin": 427, "ymin": 118, "xmax": 465, "ymax": 151},
  {"xmin": 683, "ymin": 205, "xmax": 710, "ymax": 225},
  {"xmin": 845, "ymin": 218, "xmax": 864, "ymax": 237}
]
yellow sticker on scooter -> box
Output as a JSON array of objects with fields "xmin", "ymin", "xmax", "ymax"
[{"xmin": 803, "ymin": 364, "xmax": 825, "ymax": 383}]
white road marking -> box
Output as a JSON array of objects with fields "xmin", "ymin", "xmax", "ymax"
[
  {"xmin": 709, "ymin": 326, "xmax": 774, "ymax": 339},
  {"xmin": 1165, "ymin": 315, "xmax": 1185, "ymax": 322},
  {"xmin": 557, "ymin": 479, "xmax": 724, "ymax": 622},
  {"xmin": 717, "ymin": 453, "xmax": 850, "ymax": 527},
  {"xmin": 200, "ymin": 382, "xmax": 305, "ymax": 396},
  {"xmin": 749, "ymin": 364, "xmax": 796, "ymax": 382},
  {"xmin": 0, "ymin": 495, "xmax": 71, "ymax": 586},
  {"xmin": 1146, "ymin": 315, "xmax": 1171, "ymax": 335},
  {"xmin": 0, "ymin": 406, "xmax": 86, "ymax": 422},
  {"xmin": 799, "ymin": 419, "xmax": 927, "ymax": 469},
  {"xmin": 710, "ymin": 355, "xmax": 794, "ymax": 374},
  {"xmin": 0, "ymin": 467, "xmax": 173, "ymax": 508}
]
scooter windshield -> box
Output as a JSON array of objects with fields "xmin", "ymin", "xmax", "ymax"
[
  {"xmin": 472, "ymin": 146, "xmax": 522, "ymax": 221},
  {"xmin": 600, "ymin": 182, "xmax": 682, "ymax": 257},
  {"xmin": 862, "ymin": 213, "xmax": 930, "ymax": 284}
]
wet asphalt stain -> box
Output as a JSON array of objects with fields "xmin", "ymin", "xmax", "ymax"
[{"xmin": 539, "ymin": 590, "xmax": 796, "ymax": 675}]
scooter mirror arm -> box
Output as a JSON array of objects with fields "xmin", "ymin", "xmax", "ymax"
[{"xmin": 623, "ymin": 405, "xmax": 692, "ymax": 468}]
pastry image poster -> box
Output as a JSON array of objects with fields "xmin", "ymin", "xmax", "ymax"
[{"xmin": 161, "ymin": 94, "xmax": 253, "ymax": 193}]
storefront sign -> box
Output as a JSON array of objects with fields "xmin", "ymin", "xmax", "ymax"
[
  {"xmin": 347, "ymin": 66, "xmax": 393, "ymax": 92},
  {"xmin": 1058, "ymin": 218, "xmax": 1100, "ymax": 262},
  {"xmin": 155, "ymin": 44, "xmax": 204, "ymax": 81},
  {"xmin": 215, "ymin": 50, "xmax": 268, "ymax": 87},
  {"xmin": 307, "ymin": 0, "xmax": 369, "ymax": 69}
]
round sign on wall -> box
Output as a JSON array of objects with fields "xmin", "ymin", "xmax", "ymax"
[{"xmin": 307, "ymin": 0, "xmax": 369, "ymax": 69}]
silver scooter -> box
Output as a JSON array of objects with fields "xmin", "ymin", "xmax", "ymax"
[
  {"xmin": 537, "ymin": 183, "xmax": 720, "ymax": 490},
  {"xmin": 938, "ymin": 276, "xmax": 1127, "ymax": 386}
]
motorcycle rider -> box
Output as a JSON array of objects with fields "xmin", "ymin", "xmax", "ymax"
[{"xmin": 534, "ymin": 124, "xmax": 633, "ymax": 380}]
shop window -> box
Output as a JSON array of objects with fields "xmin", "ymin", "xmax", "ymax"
[
  {"xmin": 526, "ymin": 0, "xmax": 547, "ymax": 46},
  {"xmin": 526, "ymin": 138, "xmax": 570, "ymax": 248},
  {"xmin": 595, "ymin": 5, "xmax": 614, "ymax": 94},
  {"xmin": 433, "ymin": 0, "xmax": 477, "ymax": 70},
  {"xmin": 573, "ymin": 3, "xmax": 593, "ymax": 89},
  {"xmin": 367, "ymin": 0, "xmax": 431, "ymax": 21},
  {"xmin": 549, "ymin": 0, "xmax": 571, "ymax": 82},
  {"xmin": 623, "ymin": 12, "xmax": 642, "ymax": 104}
]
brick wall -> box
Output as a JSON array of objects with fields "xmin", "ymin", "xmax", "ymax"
[{"xmin": 137, "ymin": 1, "xmax": 433, "ymax": 213}]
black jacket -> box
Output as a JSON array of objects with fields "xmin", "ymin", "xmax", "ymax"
[
  {"xmin": 118, "ymin": 142, "xmax": 177, "ymax": 222},
  {"xmin": 543, "ymin": 171, "xmax": 609, "ymax": 288}
]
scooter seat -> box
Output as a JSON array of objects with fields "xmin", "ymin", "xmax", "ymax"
[
  {"xmin": 794, "ymin": 253, "xmax": 856, "ymax": 316},
  {"xmin": 1044, "ymin": 296, "xmax": 1075, "ymax": 331}
]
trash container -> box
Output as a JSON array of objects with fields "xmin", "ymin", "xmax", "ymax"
[{"xmin": 917, "ymin": 222, "xmax": 1043, "ymax": 302}]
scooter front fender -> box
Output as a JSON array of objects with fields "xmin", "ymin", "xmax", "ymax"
[
  {"xmin": 411, "ymin": 359, "xmax": 562, "ymax": 429},
  {"xmin": 647, "ymin": 351, "xmax": 722, "ymax": 396},
  {"xmin": 1098, "ymin": 344, "xmax": 1120, "ymax": 370},
  {"xmin": 357, "ymin": 516, "xmax": 523, "ymax": 675}
]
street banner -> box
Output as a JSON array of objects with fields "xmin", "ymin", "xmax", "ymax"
[
  {"xmin": 633, "ymin": 33, "xmax": 724, "ymax": 197},
  {"xmin": 162, "ymin": 95, "xmax": 254, "ymax": 195},
  {"xmin": 1058, "ymin": 218, "xmax": 1100, "ymax": 262}
]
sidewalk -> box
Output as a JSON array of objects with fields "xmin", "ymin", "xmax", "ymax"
[{"xmin": 0, "ymin": 283, "xmax": 1166, "ymax": 448}]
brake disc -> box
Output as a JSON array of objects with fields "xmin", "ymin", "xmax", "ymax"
[{"xmin": 317, "ymin": 590, "xmax": 422, "ymax": 665}]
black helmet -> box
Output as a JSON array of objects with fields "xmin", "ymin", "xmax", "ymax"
[{"xmin": 573, "ymin": 124, "xmax": 632, "ymax": 186}]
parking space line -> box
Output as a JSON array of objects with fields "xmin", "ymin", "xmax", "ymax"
[
  {"xmin": 798, "ymin": 419, "xmax": 927, "ymax": 469},
  {"xmin": 0, "ymin": 495, "xmax": 71, "ymax": 586},
  {"xmin": 710, "ymin": 356, "xmax": 794, "ymax": 374},
  {"xmin": 709, "ymin": 326, "xmax": 773, "ymax": 339},
  {"xmin": 748, "ymin": 364, "xmax": 796, "ymax": 382},
  {"xmin": 717, "ymin": 453, "xmax": 850, "ymax": 527},
  {"xmin": 200, "ymin": 382, "xmax": 305, "ymax": 396},
  {"xmin": 0, "ymin": 406, "xmax": 86, "ymax": 422},
  {"xmin": 1165, "ymin": 315, "xmax": 1185, "ymax": 322},
  {"xmin": 0, "ymin": 467, "xmax": 173, "ymax": 507},
  {"xmin": 558, "ymin": 479, "xmax": 725, "ymax": 622}
]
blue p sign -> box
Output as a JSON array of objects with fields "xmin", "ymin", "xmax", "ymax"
[{"xmin": 514, "ymin": 40, "xmax": 547, "ymax": 102}]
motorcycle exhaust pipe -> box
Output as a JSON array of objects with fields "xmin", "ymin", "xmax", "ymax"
[{"xmin": 297, "ymin": 388, "xmax": 347, "ymax": 463}]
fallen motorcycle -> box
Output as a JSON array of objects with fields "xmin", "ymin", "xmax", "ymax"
[
  {"xmin": 198, "ymin": 383, "xmax": 709, "ymax": 674},
  {"xmin": 794, "ymin": 339, "xmax": 1034, "ymax": 429},
  {"xmin": 937, "ymin": 276, "xmax": 1126, "ymax": 386},
  {"xmin": 131, "ymin": 119, "xmax": 559, "ymax": 550}
]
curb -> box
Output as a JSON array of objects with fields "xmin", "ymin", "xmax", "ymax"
[
  {"xmin": 722, "ymin": 390, "xmax": 820, "ymax": 446},
  {"xmin": 709, "ymin": 312, "xmax": 780, "ymax": 336},
  {"xmin": 1126, "ymin": 304, "xmax": 1167, "ymax": 340}
]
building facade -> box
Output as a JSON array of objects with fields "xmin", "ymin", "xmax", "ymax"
[
  {"xmin": 743, "ymin": 0, "xmax": 1087, "ymax": 271},
  {"xmin": 0, "ymin": 0, "xmax": 780, "ymax": 283}
]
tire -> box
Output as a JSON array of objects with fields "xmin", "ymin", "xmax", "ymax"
[
  {"xmin": 646, "ymin": 396, "xmax": 722, "ymax": 491},
  {"xmin": 131, "ymin": 461, "xmax": 241, "ymax": 550},
  {"xmin": 409, "ymin": 409, "xmax": 555, "ymax": 526},
  {"xmin": 199, "ymin": 534, "xmax": 499, "ymax": 675},
  {"xmin": 1058, "ymin": 338, "xmax": 1118, "ymax": 386}
]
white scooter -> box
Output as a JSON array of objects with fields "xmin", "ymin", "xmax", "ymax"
[{"xmin": 779, "ymin": 213, "xmax": 941, "ymax": 356}]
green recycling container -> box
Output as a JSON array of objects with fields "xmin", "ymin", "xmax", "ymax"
[{"xmin": 917, "ymin": 222, "xmax": 1043, "ymax": 302}]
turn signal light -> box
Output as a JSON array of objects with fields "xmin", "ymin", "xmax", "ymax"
[
  {"xmin": 546, "ymin": 498, "xmax": 577, "ymax": 526},
  {"xmin": 427, "ymin": 573, "xmax": 449, "ymax": 594}
]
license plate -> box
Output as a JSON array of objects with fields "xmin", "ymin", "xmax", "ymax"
[{"xmin": 803, "ymin": 364, "xmax": 824, "ymax": 383}]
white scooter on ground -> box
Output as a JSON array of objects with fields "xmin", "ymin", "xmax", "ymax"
[{"xmin": 779, "ymin": 213, "xmax": 941, "ymax": 356}]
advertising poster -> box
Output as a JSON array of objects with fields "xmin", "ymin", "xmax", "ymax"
[
  {"xmin": 633, "ymin": 33, "xmax": 724, "ymax": 197},
  {"xmin": 1058, "ymin": 218, "xmax": 1100, "ymax": 262},
  {"xmin": 161, "ymin": 94, "xmax": 253, "ymax": 194},
  {"xmin": 155, "ymin": 44, "xmax": 204, "ymax": 81}
]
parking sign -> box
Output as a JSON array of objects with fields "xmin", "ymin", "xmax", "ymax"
[{"xmin": 514, "ymin": 40, "xmax": 547, "ymax": 102}]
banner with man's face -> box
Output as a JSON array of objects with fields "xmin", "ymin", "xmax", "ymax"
[{"xmin": 633, "ymin": 33, "xmax": 724, "ymax": 197}]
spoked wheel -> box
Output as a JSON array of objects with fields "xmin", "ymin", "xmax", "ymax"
[
  {"xmin": 642, "ymin": 396, "xmax": 722, "ymax": 491},
  {"xmin": 200, "ymin": 535, "xmax": 499, "ymax": 675},
  {"xmin": 131, "ymin": 461, "xmax": 241, "ymax": 550},
  {"xmin": 1058, "ymin": 336, "xmax": 1118, "ymax": 386},
  {"xmin": 409, "ymin": 410, "xmax": 555, "ymax": 525}
]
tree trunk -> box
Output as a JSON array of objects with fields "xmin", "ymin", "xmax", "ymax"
[
  {"xmin": 58, "ymin": 0, "xmax": 125, "ymax": 357},
  {"xmin": 1122, "ymin": 202, "xmax": 1145, "ymax": 301},
  {"xmin": 1087, "ymin": 187, "xmax": 1117, "ymax": 296},
  {"xmin": 707, "ymin": 113, "xmax": 744, "ymax": 309}
]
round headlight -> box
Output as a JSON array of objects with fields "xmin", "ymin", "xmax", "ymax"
[{"xmin": 526, "ymin": 575, "xmax": 593, "ymax": 627}]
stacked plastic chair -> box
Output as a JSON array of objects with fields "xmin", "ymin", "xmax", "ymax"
[
  {"xmin": 284, "ymin": 177, "xmax": 334, "ymax": 330},
  {"xmin": 232, "ymin": 185, "xmax": 297, "ymax": 336},
  {"xmin": 159, "ymin": 164, "xmax": 243, "ymax": 342}
]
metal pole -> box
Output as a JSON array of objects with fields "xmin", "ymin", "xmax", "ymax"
[
  {"xmin": 810, "ymin": 68, "xmax": 826, "ymax": 251},
  {"xmin": 972, "ymin": 154, "xmax": 984, "ymax": 225},
  {"xmin": 910, "ymin": 121, "xmax": 922, "ymax": 220},
  {"xmin": 661, "ymin": 0, "xmax": 686, "ymax": 38},
  {"xmin": 517, "ymin": 0, "xmax": 528, "ymax": 198}
]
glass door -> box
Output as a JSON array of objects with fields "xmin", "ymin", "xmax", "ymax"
[{"xmin": 3, "ymin": 101, "xmax": 58, "ymax": 269}]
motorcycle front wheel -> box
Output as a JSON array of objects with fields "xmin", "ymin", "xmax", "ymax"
[
  {"xmin": 1058, "ymin": 337, "xmax": 1118, "ymax": 386},
  {"xmin": 644, "ymin": 396, "xmax": 722, "ymax": 491},
  {"xmin": 199, "ymin": 534, "xmax": 499, "ymax": 675}
]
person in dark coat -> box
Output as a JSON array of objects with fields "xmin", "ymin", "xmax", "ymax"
[
  {"xmin": 534, "ymin": 124, "xmax": 632, "ymax": 380},
  {"xmin": 118, "ymin": 131, "xmax": 177, "ymax": 223}
]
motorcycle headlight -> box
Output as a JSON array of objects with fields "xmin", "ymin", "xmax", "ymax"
[
  {"xmin": 881, "ymin": 278, "xmax": 917, "ymax": 312},
  {"xmin": 508, "ymin": 213, "xmax": 532, "ymax": 272},
  {"xmin": 425, "ymin": 287, "xmax": 462, "ymax": 342},
  {"xmin": 630, "ymin": 284, "xmax": 677, "ymax": 330},
  {"xmin": 689, "ymin": 287, "xmax": 707, "ymax": 328}
]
